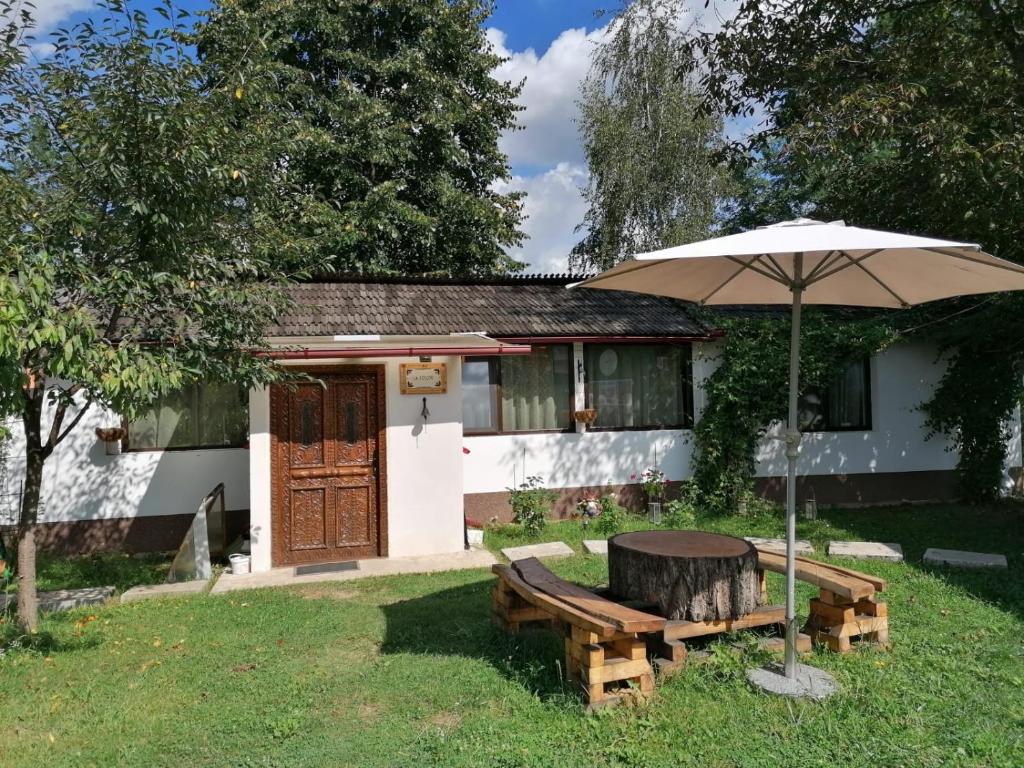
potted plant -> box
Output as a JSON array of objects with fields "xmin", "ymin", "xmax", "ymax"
[
  {"xmin": 95, "ymin": 426, "xmax": 127, "ymax": 455},
  {"xmin": 573, "ymin": 408, "xmax": 598, "ymax": 425},
  {"xmin": 635, "ymin": 467, "xmax": 668, "ymax": 523},
  {"xmin": 575, "ymin": 498, "xmax": 600, "ymax": 528}
]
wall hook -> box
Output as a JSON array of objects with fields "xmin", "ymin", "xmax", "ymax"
[{"xmin": 421, "ymin": 397, "xmax": 430, "ymax": 421}]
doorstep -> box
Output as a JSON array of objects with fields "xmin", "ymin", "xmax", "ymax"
[{"xmin": 210, "ymin": 548, "xmax": 498, "ymax": 594}]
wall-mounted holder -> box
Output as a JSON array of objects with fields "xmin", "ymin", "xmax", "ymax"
[{"xmin": 421, "ymin": 397, "xmax": 430, "ymax": 422}]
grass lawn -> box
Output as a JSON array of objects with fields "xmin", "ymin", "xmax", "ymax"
[
  {"xmin": 1, "ymin": 502, "xmax": 1022, "ymax": 767},
  {"xmin": 0, "ymin": 551, "xmax": 173, "ymax": 595}
]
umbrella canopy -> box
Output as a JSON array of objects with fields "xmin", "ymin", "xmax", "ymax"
[
  {"xmin": 577, "ymin": 217, "xmax": 1024, "ymax": 690},
  {"xmin": 577, "ymin": 218, "xmax": 1024, "ymax": 306}
]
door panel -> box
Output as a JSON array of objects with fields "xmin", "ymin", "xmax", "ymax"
[
  {"xmin": 271, "ymin": 368, "xmax": 386, "ymax": 567},
  {"xmin": 289, "ymin": 485, "xmax": 328, "ymax": 551},
  {"xmin": 335, "ymin": 483, "xmax": 373, "ymax": 547}
]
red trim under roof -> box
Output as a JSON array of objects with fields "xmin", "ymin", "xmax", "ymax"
[
  {"xmin": 492, "ymin": 334, "xmax": 720, "ymax": 344},
  {"xmin": 264, "ymin": 344, "xmax": 532, "ymax": 360}
]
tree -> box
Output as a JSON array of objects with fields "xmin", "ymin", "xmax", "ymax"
[
  {"xmin": 571, "ymin": 0, "xmax": 728, "ymax": 272},
  {"xmin": 0, "ymin": 1, "xmax": 307, "ymax": 631},
  {"xmin": 199, "ymin": 0, "xmax": 525, "ymax": 277},
  {"xmin": 692, "ymin": 1, "xmax": 1024, "ymax": 500}
]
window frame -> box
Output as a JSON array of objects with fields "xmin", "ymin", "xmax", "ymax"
[
  {"xmin": 583, "ymin": 342, "xmax": 695, "ymax": 433},
  {"xmin": 462, "ymin": 344, "xmax": 576, "ymax": 436},
  {"xmin": 800, "ymin": 358, "xmax": 873, "ymax": 433},
  {"xmin": 121, "ymin": 383, "xmax": 250, "ymax": 453}
]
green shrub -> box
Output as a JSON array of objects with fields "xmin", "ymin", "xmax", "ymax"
[
  {"xmin": 593, "ymin": 494, "xmax": 627, "ymax": 535},
  {"xmin": 662, "ymin": 498, "xmax": 697, "ymax": 529},
  {"xmin": 507, "ymin": 475, "xmax": 557, "ymax": 536}
]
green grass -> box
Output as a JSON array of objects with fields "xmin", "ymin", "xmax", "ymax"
[
  {"xmin": 1, "ymin": 502, "xmax": 1022, "ymax": 767},
  {"xmin": 2, "ymin": 551, "xmax": 172, "ymax": 595}
]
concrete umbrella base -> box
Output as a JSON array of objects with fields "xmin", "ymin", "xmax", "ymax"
[{"xmin": 746, "ymin": 663, "xmax": 838, "ymax": 701}]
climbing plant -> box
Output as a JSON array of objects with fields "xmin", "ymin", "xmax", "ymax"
[
  {"xmin": 921, "ymin": 299, "xmax": 1024, "ymax": 502},
  {"xmin": 691, "ymin": 310, "xmax": 896, "ymax": 514}
]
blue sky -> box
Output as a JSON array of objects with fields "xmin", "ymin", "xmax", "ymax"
[{"xmin": 26, "ymin": 0, "xmax": 734, "ymax": 272}]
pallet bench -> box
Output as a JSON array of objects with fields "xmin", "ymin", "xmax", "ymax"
[
  {"xmin": 492, "ymin": 558, "xmax": 665, "ymax": 709},
  {"xmin": 492, "ymin": 548, "xmax": 890, "ymax": 707},
  {"xmin": 755, "ymin": 548, "xmax": 889, "ymax": 652}
]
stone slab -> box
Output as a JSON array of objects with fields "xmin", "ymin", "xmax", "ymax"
[
  {"xmin": 828, "ymin": 541, "xmax": 904, "ymax": 562},
  {"xmin": 746, "ymin": 663, "xmax": 839, "ymax": 701},
  {"xmin": 211, "ymin": 547, "xmax": 498, "ymax": 594},
  {"xmin": 744, "ymin": 537, "xmax": 815, "ymax": 555},
  {"xmin": 923, "ymin": 548, "xmax": 1007, "ymax": 569},
  {"xmin": 582, "ymin": 539, "xmax": 608, "ymax": 555},
  {"xmin": 120, "ymin": 580, "xmax": 209, "ymax": 603},
  {"xmin": 501, "ymin": 541, "xmax": 574, "ymax": 561},
  {"xmin": 0, "ymin": 586, "xmax": 114, "ymax": 613}
]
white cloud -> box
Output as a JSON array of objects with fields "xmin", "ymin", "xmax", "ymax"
[
  {"xmin": 14, "ymin": 0, "xmax": 95, "ymax": 32},
  {"xmin": 486, "ymin": 2, "xmax": 746, "ymax": 270},
  {"xmin": 486, "ymin": 25, "xmax": 606, "ymax": 170},
  {"xmin": 494, "ymin": 163, "xmax": 590, "ymax": 274}
]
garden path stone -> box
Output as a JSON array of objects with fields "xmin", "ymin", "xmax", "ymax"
[
  {"xmin": 0, "ymin": 586, "xmax": 114, "ymax": 613},
  {"xmin": 744, "ymin": 537, "xmax": 815, "ymax": 555},
  {"xmin": 582, "ymin": 539, "xmax": 608, "ymax": 555},
  {"xmin": 120, "ymin": 580, "xmax": 209, "ymax": 603},
  {"xmin": 828, "ymin": 541, "xmax": 904, "ymax": 561},
  {"xmin": 501, "ymin": 541, "xmax": 574, "ymax": 561},
  {"xmin": 923, "ymin": 548, "xmax": 1007, "ymax": 568}
]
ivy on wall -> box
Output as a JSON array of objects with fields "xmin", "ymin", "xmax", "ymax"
[
  {"xmin": 691, "ymin": 309, "xmax": 896, "ymax": 514},
  {"xmin": 922, "ymin": 303, "xmax": 1024, "ymax": 503}
]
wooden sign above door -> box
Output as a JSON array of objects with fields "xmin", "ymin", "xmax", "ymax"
[{"xmin": 400, "ymin": 362, "xmax": 447, "ymax": 394}]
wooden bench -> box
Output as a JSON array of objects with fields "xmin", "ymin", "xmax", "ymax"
[
  {"xmin": 756, "ymin": 548, "xmax": 889, "ymax": 652},
  {"xmin": 492, "ymin": 558, "xmax": 665, "ymax": 709},
  {"xmin": 492, "ymin": 548, "xmax": 890, "ymax": 707}
]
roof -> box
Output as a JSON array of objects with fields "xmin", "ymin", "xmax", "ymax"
[{"xmin": 270, "ymin": 274, "xmax": 712, "ymax": 339}]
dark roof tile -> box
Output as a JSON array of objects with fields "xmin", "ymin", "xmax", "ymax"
[{"xmin": 271, "ymin": 277, "xmax": 709, "ymax": 338}]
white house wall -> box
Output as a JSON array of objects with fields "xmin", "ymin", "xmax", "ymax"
[
  {"xmin": 462, "ymin": 340, "xmax": 1023, "ymax": 500},
  {"xmin": 2, "ymin": 395, "xmax": 248, "ymax": 526}
]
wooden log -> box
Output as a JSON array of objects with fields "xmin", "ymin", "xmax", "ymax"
[
  {"xmin": 662, "ymin": 604, "xmax": 785, "ymax": 640},
  {"xmin": 512, "ymin": 557, "xmax": 665, "ymax": 634},
  {"xmin": 756, "ymin": 550, "xmax": 875, "ymax": 601},
  {"xmin": 492, "ymin": 565, "xmax": 617, "ymax": 637},
  {"xmin": 609, "ymin": 531, "xmax": 762, "ymax": 622}
]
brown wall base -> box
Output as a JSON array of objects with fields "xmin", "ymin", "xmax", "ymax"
[
  {"xmin": 465, "ymin": 482, "xmax": 686, "ymax": 524},
  {"xmin": 465, "ymin": 469, "xmax": 966, "ymax": 523},
  {"xmin": 2, "ymin": 509, "xmax": 250, "ymax": 556},
  {"xmin": 752, "ymin": 470, "xmax": 962, "ymax": 507}
]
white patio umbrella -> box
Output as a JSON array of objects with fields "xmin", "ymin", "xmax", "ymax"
[{"xmin": 577, "ymin": 218, "xmax": 1024, "ymax": 691}]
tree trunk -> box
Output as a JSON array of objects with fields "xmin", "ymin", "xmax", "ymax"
[
  {"xmin": 16, "ymin": 524, "xmax": 38, "ymax": 633},
  {"xmin": 608, "ymin": 531, "xmax": 761, "ymax": 622},
  {"xmin": 16, "ymin": 388, "xmax": 45, "ymax": 634}
]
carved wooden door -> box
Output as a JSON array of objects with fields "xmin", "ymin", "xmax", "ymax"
[{"xmin": 271, "ymin": 368, "xmax": 386, "ymax": 566}]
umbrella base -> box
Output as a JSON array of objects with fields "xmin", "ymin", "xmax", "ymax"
[{"xmin": 746, "ymin": 662, "xmax": 838, "ymax": 701}]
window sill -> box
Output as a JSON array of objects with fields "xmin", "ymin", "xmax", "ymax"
[
  {"xmin": 463, "ymin": 429, "xmax": 576, "ymax": 437},
  {"xmin": 121, "ymin": 444, "xmax": 249, "ymax": 454}
]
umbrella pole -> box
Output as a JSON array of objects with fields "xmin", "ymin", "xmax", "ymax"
[{"xmin": 784, "ymin": 255, "xmax": 804, "ymax": 678}]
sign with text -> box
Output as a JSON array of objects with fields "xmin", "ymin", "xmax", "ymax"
[{"xmin": 400, "ymin": 362, "xmax": 447, "ymax": 394}]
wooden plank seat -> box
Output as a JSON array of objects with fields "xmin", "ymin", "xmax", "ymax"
[
  {"xmin": 492, "ymin": 558, "xmax": 665, "ymax": 709},
  {"xmin": 755, "ymin": 547, "xmax": 890, "ymax": 653}
]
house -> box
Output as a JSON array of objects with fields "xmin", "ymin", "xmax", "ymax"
[{"xmin": 2, "ymin": 274, "xmax": 1020, "ymax": 572}]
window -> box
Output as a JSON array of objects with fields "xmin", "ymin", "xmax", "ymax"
[
  {"xmin": 799, "ymin": 359, "xmax": 872, "ymax": 431},
  {"xmin": 584, "ymin": 344, "xmax": 693, "ymax": 430},
  {"xmin": 462, "ymin": 346, "xmax": 573, "ymax": 434},
  {"xmin": 126, "ymin": 383, "xmax": 249, "ymax": 451}
]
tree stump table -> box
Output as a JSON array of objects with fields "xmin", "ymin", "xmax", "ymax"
[{"xmin": 608, "ymin": 531, "xmax": 762, "ymax": 621}]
